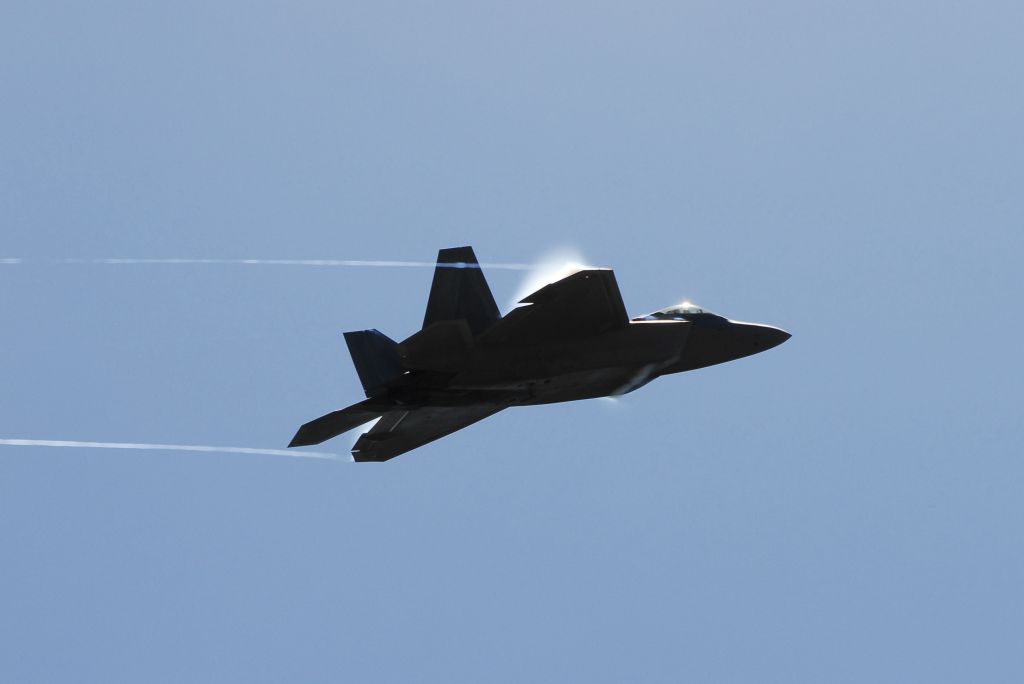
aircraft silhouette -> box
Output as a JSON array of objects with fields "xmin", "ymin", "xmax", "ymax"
[{"xmin": 290, "ymin": 246, "xmax": 790, "ymax": 461}]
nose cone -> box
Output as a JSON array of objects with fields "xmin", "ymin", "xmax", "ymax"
[
  {"xmin": 740, "ymin": 323, "xmax": 791, "ymax": 353},
  {"xmin": 670, "ymin": 319, "xmax": 790, "ymax": 372}
]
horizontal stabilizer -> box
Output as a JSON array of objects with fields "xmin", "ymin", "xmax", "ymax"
[{"xmin": 289, "ymin": 401, "xmax": 383, "ymax": 447}]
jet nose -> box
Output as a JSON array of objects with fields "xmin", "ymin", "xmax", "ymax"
[
  {"xmin": 671, "ymin": 320, "xmax": 790, "ymax": 371},
  {"xmin": 761, "ymin": 326, "xmax": 791, "ymax": 350},
  {"xmin": 734, "ymin": 322, "xmax": 791, "ymax": 355}
]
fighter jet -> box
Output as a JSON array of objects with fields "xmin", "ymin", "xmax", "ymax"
[{"xmin": 289, "ymin": 246, "xmax": 790, "ymax": 461}]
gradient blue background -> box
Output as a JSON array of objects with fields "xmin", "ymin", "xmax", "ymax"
[{"xmin": 2, "ymin": 2, "xmax": 1022, "ymax": 681}]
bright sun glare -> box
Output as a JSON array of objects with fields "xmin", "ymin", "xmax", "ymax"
[{"xmin": 508, "ymin": 247, "xmax": 594, "ymax": 312}]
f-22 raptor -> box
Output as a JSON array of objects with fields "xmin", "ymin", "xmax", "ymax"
[{"xmin": 289, "ymin": 247, "xmax": 790, "ymax": 461}]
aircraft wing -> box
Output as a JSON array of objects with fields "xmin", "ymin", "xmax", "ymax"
[
  {"xmin": 352, "ymin": 405, "xmax": 504, "ymax": 462},
  {"xmin": 481, "ymin": 268, "xmax": 629, "ymax": 345}
]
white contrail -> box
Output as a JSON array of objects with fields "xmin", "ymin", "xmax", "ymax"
[
  {"xmin": 0, "ymin": 439, "xmax": 343, "ymax": 461},
  {"xmin": 0, "ymin": 258, "xmax": 534, "ymax": 270}
]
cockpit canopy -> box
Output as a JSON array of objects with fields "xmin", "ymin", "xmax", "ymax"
[
  {"xmin": 633, "ymin": 301, "xmax": 718, "ymax": 321},
  {"xmin": 656, "ymin": 301, "xmax": 712, "ymax": 316}
]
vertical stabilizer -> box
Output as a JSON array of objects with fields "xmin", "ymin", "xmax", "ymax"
[
  {"xmin": 344, "ymin": 329, "xmax": 402, "ymax": 397},
  {"xmin": 422, "ymin": 246, "xmax": 501, "ymax": 335}
]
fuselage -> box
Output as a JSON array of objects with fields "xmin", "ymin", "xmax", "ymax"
[{"xmin": 387, "ymin": 315, "xmax": 790, "ymax": 409}]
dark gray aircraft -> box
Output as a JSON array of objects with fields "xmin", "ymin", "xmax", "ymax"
[{"xmin": 289, "ymin": 246, "xmax": 789, "ymax": 461}]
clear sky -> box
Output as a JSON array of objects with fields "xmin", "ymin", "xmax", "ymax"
[{"xmin": 2, "ymin": 1, "xmax": 1022, "ymax": 682}]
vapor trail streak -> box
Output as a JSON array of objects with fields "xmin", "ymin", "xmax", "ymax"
[
  {"xmin": 0, "ymin": 439, "xmax": 342, "ymax": 461},
  {"xmin": 0, "ymin": 258, "xmax": 534, "ymax": 270}
]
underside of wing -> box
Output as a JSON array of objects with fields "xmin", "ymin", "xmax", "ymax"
[
  {"xmin": 352, "ymin": 405, "xmax": 504, "ymax": 462},
  {"xmin": 481, "ymin": 269, "xmax": 629, "ymax": 345}
]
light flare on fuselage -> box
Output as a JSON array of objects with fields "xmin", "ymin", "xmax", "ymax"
[{"xmin": 598, "ymin": 396, "xmax": 625, "ymax": 409}]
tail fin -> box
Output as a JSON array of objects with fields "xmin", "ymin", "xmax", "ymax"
[
  {"xmin": 422, "ymin": 246, "xmax": 500, "ymax": 336},
  {"xmin": 344, "ymin": 329, "xmax": 403, "ymax": 397}
]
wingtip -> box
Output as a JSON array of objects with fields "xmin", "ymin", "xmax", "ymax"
[{"xmin": 288, "ymin": 426, "xmax": 318, "ymax": 448}]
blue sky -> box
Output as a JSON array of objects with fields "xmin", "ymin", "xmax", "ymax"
[{"xmin": 2, "ymin": 1, "xmax": 1022, "ymax": 681}]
